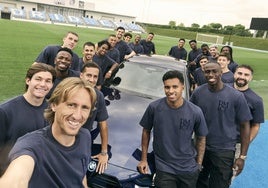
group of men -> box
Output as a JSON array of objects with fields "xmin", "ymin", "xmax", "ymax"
[
  {"xmin": 136, "ymin": 39, "xmax": 264, "ymax": 188},
  {"xmin": 0, "ymin": 26, "xmax": 264, "ymax": 188}
]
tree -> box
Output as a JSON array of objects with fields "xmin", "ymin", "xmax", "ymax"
[
  {"xmin": 178, "ymin": 22, "xmax": 185, "ymax": 27},
  {"xmin": 169, "ymin": 21, "xmax": 176, "ymax": 29},
  {"xmin": 191, "ymin": 23, "xmax": 200, "ymax": 28},
  {"xmin": 209, "ymin": 23, "xmax": 222, "ymax": 30}
]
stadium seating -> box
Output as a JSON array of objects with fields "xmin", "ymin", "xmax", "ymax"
[
  {"xmin": 82, "ymin": 17, "xmax": 101, "ymax": 27},
  {"xmin": 10, "ymin": 8, "xmax": 27, "ymax": 19},
  {"xmin": 48, "ymin": 13, "xmax": 66, "ymax": 23},
  {"xmin": 29, "ymin": 11, "xmax": 47, "ymax": 21},
  {"xmin": 3, "ymin": 6, "xmax": 145, "ymax": 33},
  {"xmin": 127, "ymin": 23, "xmax": 145, "ymax": 33},
  {"xmin": 114, "ymin": 21, "xmax": 130, "ymax": 30},
  {"xmin": 67, "ymin": 15, "xmax": 84, "ymax": 25},
  {"xmin": 99, "ymin": 19, "xmax": 115, "ymax": 28}
]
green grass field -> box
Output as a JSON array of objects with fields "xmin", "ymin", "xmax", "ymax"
[{"xmin": 0, "ymin": 19, "xmax": 267, "ymax": 118}]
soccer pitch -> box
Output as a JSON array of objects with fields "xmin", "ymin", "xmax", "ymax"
[{"xmin": 0, "ymin": 19, "xmax": 267, "ymax": 118}]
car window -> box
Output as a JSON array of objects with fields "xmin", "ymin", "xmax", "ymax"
[{"xmin": 115, "ymin": 62, "xmax": 187, "ymax": 98}]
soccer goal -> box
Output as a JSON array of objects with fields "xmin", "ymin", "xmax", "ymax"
[{"xmin": 196, "ymin": 33, "xmax": 224, "ymax": 45}]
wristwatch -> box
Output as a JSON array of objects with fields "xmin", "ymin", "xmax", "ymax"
[
  {"xmin": 100, "ymin": 151, "xmax": 108, "ymax": 156},
  {"xmin": 239, "ymin": 155, "xmax": 247, "ymax": 160}
]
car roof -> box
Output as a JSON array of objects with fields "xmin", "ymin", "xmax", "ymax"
[{"xmin": 127, "ymin": 54, "xmax": 187, "ymax": 71}]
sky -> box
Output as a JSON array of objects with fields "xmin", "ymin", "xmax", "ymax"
[{"xmin": 87, "ymin": 0, "xmax": 267, "ymax": 29}]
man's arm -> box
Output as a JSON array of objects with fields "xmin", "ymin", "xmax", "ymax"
[
  {"xmin": 137, "ymin": 128, "xmax": 151, "ymax": 174},
  {"xmin": 124, "ymin": 50, "xmax": 136, "ymax": 60},
  {"xmin": 82, "ymin": 175, "xmax": 87, "ymax": 188},
  {"xmin": 92, "ymin": 121, "xmax": 108, "ymax": 174},
  {"xmin": 195, "ymin": 136, "xmax": 206, "ymax": 168},
  {"xmin": 104, "ymin": 63, "xmax": 119, "ymax": 79},
  {"xmin": 233, "ymin": 121, "xmax": 250, "ymax": 176},
  {"xmin": 0, "ymin": 155, "xmax": 34, "ymax": 188},
  {"xmin": 250, "ymin": 123, "xmax": 260, "ymax": 142}
]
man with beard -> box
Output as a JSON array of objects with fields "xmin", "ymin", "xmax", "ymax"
[
  {"xmin": 190, "ymin": 63, "xmax": 252, "ymax": 188},
  {"xmin": 79, "ymin": 42, "xmax": 103, "ymax": 89},
  {"xmin": 234, "ymin": 65, "xmax": 264, "ymax": 142},
  {"xmin": 46, "ymin": 47, "xmax": 80, "ymax": 99},
  {"xmin": 231, "ymin": 64, "xmax": 265, "ymax": 181},
  {"xmin": 80, "ymin": 62, "xmax": 109, "ymax": 174}
]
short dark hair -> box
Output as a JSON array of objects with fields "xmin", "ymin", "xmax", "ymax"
[
  {"xmin": 97, "ymin": 40, "xmax": 111, "ymax": 50},
  {"xmin": 199, "ymin": 55, "xmax": 209, "ymax": 61},
  {"xmin": 57, "ymin": 47, "xmax": 73, "ymax": 57},
  {"xmin": 124, "ymin": 32, "xmax": 132, "ymax": 38},
  {"xmin": 162, "ymin": 70, "xmax": 184, "ymax": 84},
  {"xmin": 236, "ymin": 64, "xmax": 254, "ymax": 74},
  {"xmin": 217, "ymin": 53, "xmax": 231, "ymax": 61},
  {"xmin": 201, "ymin": 43, "xmax": 208, "ymax": 48},
  {"xmin": 179, "ymin": 38, "xmax": 185, "ymax": 42},
  {"xmin": 148, "ymin": 32, "xmax": 154, "ymax": 36},
  {"xmin": 116, "ymin": 26, "xmax": 125, "ymax": 31},
  {"xmin": 83, "ymin": 41, "xmax": 95, "ymax": 49},
  {"xmin": 81, "ymin": 62, "xmax": 100, "ymax": 73},
  {"xmin": 189, "ymin": 39, "xmax": 197, "ymax": 44}
]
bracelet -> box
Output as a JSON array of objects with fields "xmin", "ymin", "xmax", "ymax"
[
  {"xmin": 239, "ymin": 155, "xmax": 247, "ymax": 160},
  {"xmin": 100, "ymin": 151, "xmax": 108, "ymax": 156},
  {"xmin": 108, "ymin": 70, "xmax": 112, "ymax": 74}
]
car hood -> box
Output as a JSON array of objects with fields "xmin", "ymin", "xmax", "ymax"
[{"xmin": 100, "ymin": 89, "xmax": 157, "ymax": 180}]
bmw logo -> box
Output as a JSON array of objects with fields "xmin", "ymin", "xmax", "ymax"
[{"xmin": 88, "ymin": 160, "xmax": 97, "ymax": 172}]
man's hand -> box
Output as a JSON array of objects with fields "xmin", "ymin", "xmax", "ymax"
[
  {"xmin": 91, "ymin": 153, "xmax": 109, "ymax": 174},
  {"xmin": 137, "ymin": 160, "xmax": 149, "ymax": 174},
  {"xmin": 232, "ymin": 158, "xmax": 245, "ymax": 176}
]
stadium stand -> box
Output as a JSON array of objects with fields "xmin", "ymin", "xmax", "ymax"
[
  {"xmin": 67, "ymin": 15, "xmax": 84, "ymax": 25},
  {"xmin": 48, "ymin": 13, "xmax": 66, "ymax": 23},
  {"xmin": 10, "ymin": 8, "xmax": 27, "ymax": 19},
  {"xmin": 114, "ymin": 21, "xmax": 130, "ymax": 30},
  {"xmin": 127, "ymin": 22, "xmax": 145, "ymax": 33},
  {"xmin": 5, "ymin": 7, "xmax": 145, "ymax": 33},
  {"xmin": 82, "ymin": 17, "xmax": 101, "ymax": 27},
  {"xmin": 99, "ymin": 19, "xmax": 115, "ymax": 28},
  {"xmin": 29, "ymin": 11, "xmax": 47, "ymax": 21}
]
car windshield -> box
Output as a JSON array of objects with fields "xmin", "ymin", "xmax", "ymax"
[{"xmin": 115, "ymin": 61, "xmax": 187, "ymax": 98}]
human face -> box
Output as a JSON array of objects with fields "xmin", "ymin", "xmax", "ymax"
[
  {"xmin": 234, "ymin": 67, "xmax": 252, "ymax": 88},
  {"xmin": 52, "ymin": 88, "xmax": 92, "ymax": 138},
  {"xmin": 80, "ymin": 67, "xmax": 99, "ymax": 87},
  {"xmin": 62, "ymin": 33, "xmax": 79, "ymax": 50},
  {"xmin": 202, "ymin": 46, "xmax": 209, "ymax": 55},
  {"xmin": 164, "ymin": 78, "xmax": 184, "ymax": 106},
  {"xmin": 203, "ymin": 63, "xmax": 222, "ymax": 86},
  {"xmin": 209, "ymin": 47, "xmax": 218, "ymax": 57},
  {"xmin": 116, "ymin": 29, "xmax": 125, "ymax": 40},
  {"xmin": 189, "ymin": 42, "xmax": 197, "ymax": 50},
  {"xmin": 217, "ymin": 56, "xmax": 230, "ymax": 70},
  {"xmin": 178, "ymin": 40, "xmax": 185, "ymax": 48},
  {"xmin": 54, "ymin": 51, "xmax": 72, "ymax": 72},
  {"xmin": 134, "ymin": 35, "xmax": 141, "ymax": 43},
  {"xmin": 83, "ymin": 45, "xmax": 95, "ymax": 61},
  {"xmin": 108, "ymin": 36, "xmax": 117, "ymax": 48},
  {"xmin": 147, "ymin": 34, "xmax": 154, "ymax": 41},
  {"xmin": 199, "ymin": 58, "xmax": 208, "ymax": 70},
  {"xmin": 97, "ymin": 44, "xmax": 109, "ymax": 56},
  {"xmin": 124, "ymin": 36, "xmax": 132, "ymax": 43},
  {"xmin": 221, "ymin": 47, "xmax": 230, "ymax": 54},
  {"xmin": 26, "ymin": 71, "xmax": 53, "ymax": 98}
]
